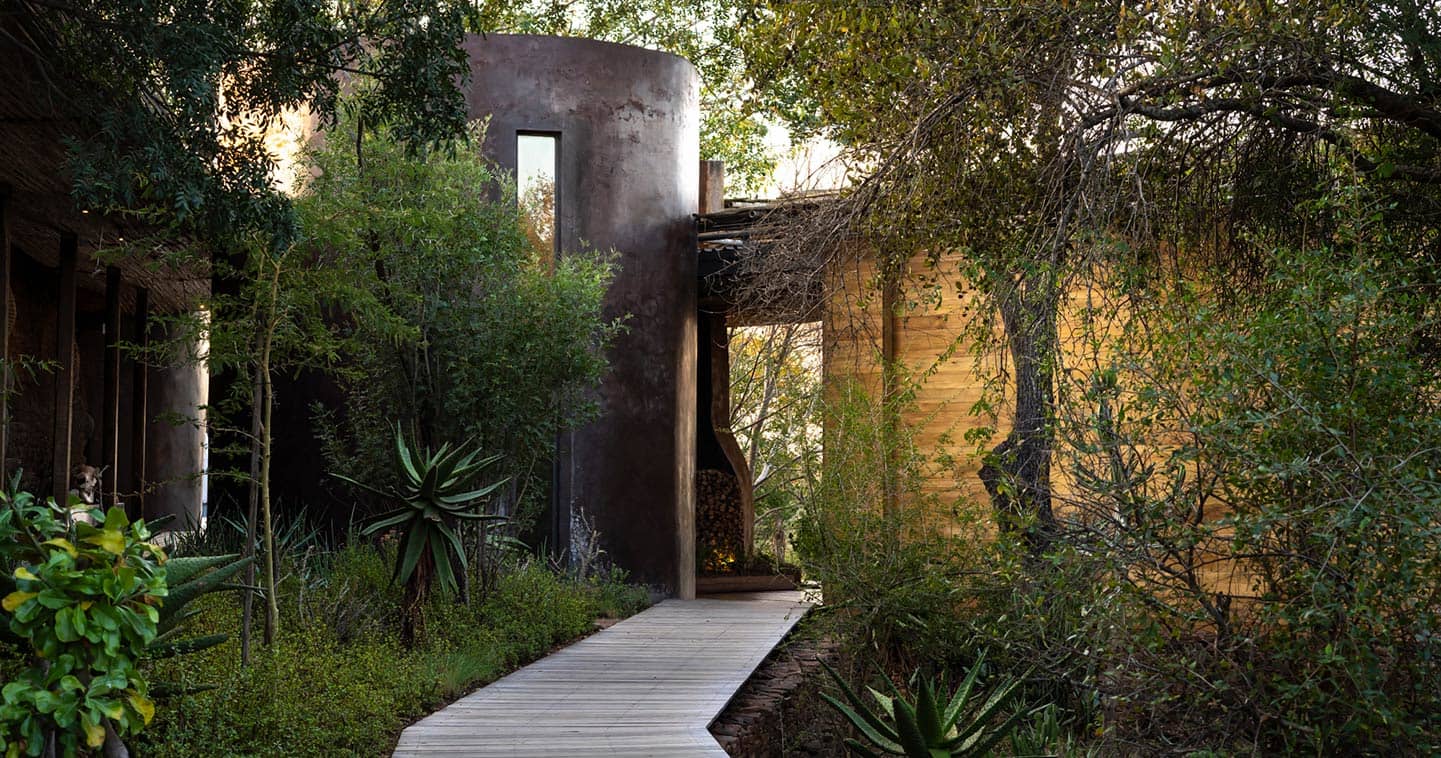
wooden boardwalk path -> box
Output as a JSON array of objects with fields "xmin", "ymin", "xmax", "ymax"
[{"xmin": 392, "ymin": 591, "xmax": 811, "ymax": 757}]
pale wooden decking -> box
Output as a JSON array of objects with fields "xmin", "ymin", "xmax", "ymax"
[{"xmin": 392, "ymin": 591, "xmax": 811, "ymax": 757}]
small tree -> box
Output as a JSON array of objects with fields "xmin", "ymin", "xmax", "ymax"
[
  {"xmin": 339, "ymin": 431, "xmax": 507, "ymax": 645},
  {"xmin": 299, "ymin": 117, "xmax": 620, "ymax": 533}
]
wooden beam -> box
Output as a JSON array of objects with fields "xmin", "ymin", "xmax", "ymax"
[
  {"xmin": 102, "ymin": 266, "xmax": 122, "ymax": 506},
  {"xmin": 52, "ymin": 232, "xmax": 77, "ymax": 505},
  {"xmin": 0, "ymin": 186, "xmax": 10, "ymax": 482},
  {"xmin": 129, "ymin": 287, "xmax": 149, "ymax": 517}
]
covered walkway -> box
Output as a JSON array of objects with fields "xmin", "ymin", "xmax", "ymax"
[{"xmin": 392, "ymin": 591, "xmax": 811, "ymax": 756}]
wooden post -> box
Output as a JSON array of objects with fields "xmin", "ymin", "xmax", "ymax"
[
  {"xmin": 699, "ymin": 160, "xmax": 725, "ymax": 214},
  {"xmin": 0, "ymin": 186, "xmax": 10, "ymax": 482},
  {"xmin": 52, "ymin": 232, "xmax": 77, "ymax": 505},
  {"xmin": 129, "ymin": 287, "xmax": 149, "ymax": 517},
  {"xmin": 102, "ymin": 266, "xmax": 122, "ymax": 506}
]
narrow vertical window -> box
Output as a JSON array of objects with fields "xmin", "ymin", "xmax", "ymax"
[{"xmin": 517, "ymin": 133, "xmax": 558, "ymax": 258}]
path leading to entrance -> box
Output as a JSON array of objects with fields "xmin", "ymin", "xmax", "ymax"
[{"xmin": 392, "ymin": 591, "xmax": 811, "ymax": 757}]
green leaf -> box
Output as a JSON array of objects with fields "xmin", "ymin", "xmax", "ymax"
[
  {"xmin": 430, "ymin": 537, "xmax": 457, "ymax": 594},
  {"xmin": 819, "ymin": 692, "xmax": 904, "ymax": 754},
  {"xmin": 160, "ymin": 556, "xmax": 252, "ymax": 631},
  {"xmin": 943, "ymin": 652, "xmax": 985, "ymax": 727},
  {"xmin": 891, "ymin": 698, "xmax": 932, "ymax": 757},
  {"xmin": 436, "ymin": 479, "xmax": 507, "ymax": 506},
  {"xmin": 394, "ymin": 531, "xmax": 428, "ymax": 586},
  {"xmin": 102, "ymin": 506, "xmax": 129, "ymax": 532},
  {"xmin": 914, "ymin": 675, "xmax": 941, "ymax": 744},
  {"xmin": 360, "ymin": 508, "xmax": 415, "ymax": 535},
  {"xmin": 394, "ymin": 426, "xmax": 421, "ymax": 484},
  {"xmin": 162, "ymin": 554, "xmax": 241, "ymax": 587},
  {"xmin": 821, "ymin": 660, "xmax": 899, "ymax": 743}
]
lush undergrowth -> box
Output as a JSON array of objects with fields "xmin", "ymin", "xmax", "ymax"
[{"xmin": 131, "ymin": 543, "xmax": 648, "ymax": 757}]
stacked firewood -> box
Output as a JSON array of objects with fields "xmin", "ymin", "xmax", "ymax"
[{"xmin": 697, "ymin": 468, "xmax": 744, "ymax": 573}]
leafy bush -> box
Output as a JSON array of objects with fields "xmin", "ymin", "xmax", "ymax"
[
  {"xmin": 299, "ymin": 116, "xmax": 621, "ymax": 529},
  {"xmin": 480, "ymin": 563, "xmax": 596, "ymax": 657},
  {"xmin": 1037, "ymin": 239, "xmax": 1441, "ymax": 750},
  {"xmin": 792, "ymin": 383, "xmax": 987, "ymax": 672},
  {"xmin": 0, "ymin": 494, "xmax": 165, "ymax": 756}
]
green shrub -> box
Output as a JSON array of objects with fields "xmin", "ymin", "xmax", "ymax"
[
  {"xmin": 792, "ymin": 383, "xmax": 988, "ymax": 672},
  {"xmin": 585, "ymin": 569, "xmax": 652, "ymax": 620},
  {"xmin": 132, "ymin": 544, "xmax": 640, "ymax": 756},
  {"xmin": 0, "ymin": 496, "xmax": 165, "ymax": 756},
  {"xmin": 481, "ymin": 563, "xmax": 595, "ymax": 659},
  {"xmin": 1039, "ymin": 241, "xmax": 1441, "ymax": 751},
  {"xmin": 301, "ymin": 117, "xmax": 621, "ymax": 532}
]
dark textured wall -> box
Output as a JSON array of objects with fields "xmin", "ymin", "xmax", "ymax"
[{"xmin": 463, "ymin": 35, "xmax": 700, "ymax": 597}]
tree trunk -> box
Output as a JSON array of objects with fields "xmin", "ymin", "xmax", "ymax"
[
  {"xmin": 401, "ymin": 553, "xmax": 431, "ymax": 647},
  {"xmin": 240, "ymin": 370, "xmax": 261, "ymax": 664},
  {"xmin": 979, "ymin": 278, "xmax": 1060, "ymax": 557},
  {"xmin": 258, "ymin": 264, "xmax": 280, "ymax": 646}
]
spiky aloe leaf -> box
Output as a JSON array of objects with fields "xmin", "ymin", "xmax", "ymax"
[
  {"xmin": 331, "ymin": 472, "xmax": 392, "ymax": 500},
  {"xmin": 950, "ymin": 677, "xmax": 1025, "ymax": 750},
  {"xmin": 446, "ymin": 452, "xmax": 502, "ymax": 486},
  {"xmin": 953, "ymin": 705, "xmax": 1033, "ymax": 756},
  {"xmin": 915, "ymin": 676, "xmax": 942, "ymax": 745},
  {"xmin": 842, "ymin": 737, "xmax": 887, "ymax": 757},
  {"xmin": 891, "ymin": 697, "xmax": 932, "ymax": 758},
  {"xmin": 430, "ymin": 533, "xmax": 458, "ymax": 594},
  {"xmin": 869, "ymin": 686, "xmax": 897, "ymax": 719},
  {"xmin": 943, "ymin": 653, "xmax": 987, "ymax": 727},
  {"xmin": 820, "ymin": 691, "xmax": 905, "ymax": 755},
  {"xmin": 418, "ymin": 454, "xmax": 443, "ymax": 502},
  {"xmin": 453, "ymin": 511, "xmax": 509, "ymax": 522},
  {"xmin": 163, "ymin": 554, "xmax": 241, "ymax": 588},
  {"xmin": 159, "ymin": 555, "xmax": 253, "ymax": 629},
  {"xmin": 147, "ymin": 633, "xmax": 229, "ymax": 660},
  {"xmin": 436, "ymin": 478, "xmax": 508, "ymax": 506},
  {"xmin": 436, "ymin": 523, "xmax": 466, "ymax": 568},
  {"xmin": 821, "ymin": 661, "xmax": 904, "ymax": 751},
  {"xmin": 394, "ymin": 529, "xmax": 428, "ymax": 586},
  {"xmin": 394, "ymin": 426, "xmax": 421, "ymax": 485},
  {"xmin": 360, "ymin": 508, "xmax": 415, "ymax": 536},
  {"xmin": 152, "ymin": 608, "xmax": 204, "ymax": 644}
]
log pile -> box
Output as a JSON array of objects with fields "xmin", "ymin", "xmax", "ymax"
[{"xmin": 696, "ymin": 468, "xmax": 744, "ymax": 573}]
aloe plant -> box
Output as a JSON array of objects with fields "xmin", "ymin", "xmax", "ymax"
[
  {"xmin": 821, "ymin": 652, "xmax": 1033, "ymax": 757},
  {"xmin": 334, "ymin": 428, "xmax": 506, "ymax": 642}
]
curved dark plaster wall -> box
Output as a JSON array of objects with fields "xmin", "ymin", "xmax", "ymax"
[{"xmin": 463, "ymin": 34, "xmax": 699, "ymax": 597}]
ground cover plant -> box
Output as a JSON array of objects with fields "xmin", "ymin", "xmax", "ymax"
[{"xmin": 130, "ymin": 539, "xmax": 646, "ymax": 757}]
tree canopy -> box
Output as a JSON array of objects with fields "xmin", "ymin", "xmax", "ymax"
[{"xmin": 9, "ymin": 0, "xmax": 479, "ymax": 245}]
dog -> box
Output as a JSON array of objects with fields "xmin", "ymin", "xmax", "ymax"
[{"xmin": 68, "ymin": 463, "xmax": 102, "ymax": 525}]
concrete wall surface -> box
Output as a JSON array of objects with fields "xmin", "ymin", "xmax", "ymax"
[{"xmin": 463, "ymin": 35, "xmax": 700, "ymax": 596}]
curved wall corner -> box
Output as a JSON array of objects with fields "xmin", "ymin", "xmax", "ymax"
[{"xmin": 463, "ymin": 34, "xmax": 699, "ymax": 598}]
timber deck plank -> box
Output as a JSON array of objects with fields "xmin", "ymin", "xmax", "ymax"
[{"xmin": 392, "ymin": 591, "xmax": 810, "ymax": 757}]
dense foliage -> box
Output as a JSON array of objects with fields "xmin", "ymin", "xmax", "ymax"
[
  {"xmin": 298, "ymin": 119, "xmax": 619, "ymax": 529},
  {"xmin": 12, "ymin": 0, "xmax": 476, "ymax": 244},
  {"xmin": 0, "ymin": 494, "xmax": 164, "ymax": 756},
  {"xmin": 742, "ymin": 2, "xmax": 1441, "ymax": 751},
  {"xmin": 132, "ymin": 545, "xmax": 644, "ymax": 757},
  {"xmin": 729, "ymin": 323, "xmax": 822, "ymax": 562}
]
